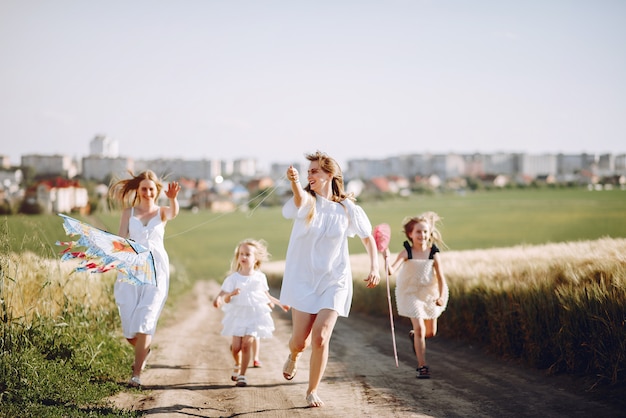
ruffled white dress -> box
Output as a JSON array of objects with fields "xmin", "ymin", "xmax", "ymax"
[
  {"xmin": 114, "ymin": 208, "xmax": 170, "ymax": 339},
  {"xmin": 220, "ymin": 271, "xmax": 275, "ymax": 338},
  {"xmin": 280, "ymin": 195, "xmax": 373, "ymax": 317},
  {"xmin": 395, "ymin": 246, "xmax": 449, "ymax": 319}
]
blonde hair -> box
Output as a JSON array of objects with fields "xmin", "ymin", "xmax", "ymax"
[
  {"xmin": 108, "ymin": 170, "xmax": 163, "ymax": 208},
  {"xmin": 303, "ymin": 151, "xmax": 354, "ymax": 225},
  {"xmin": 230, "ymin": 238, "xmax": 271, "ymax": 273},
  {"xmin": 401, "ymin": 211, "xmax": 447, "ymax": 249}
]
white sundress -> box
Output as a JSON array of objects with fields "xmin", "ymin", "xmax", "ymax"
[
  {"xmin": 114, "ymin": 208, "xmax": 170, "ymax": 339},
  {"xmin": 220, "ymin": 270, "xmax": 275, "ymax": 339},
  {"xmin": 395, "ymin": 245, "xmax": 449, "ymax": 319},
  {"xmin": 279, "ymin": 195, "xmax": 372, "ymax": 317}
]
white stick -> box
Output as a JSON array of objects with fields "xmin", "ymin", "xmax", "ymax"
[{"xmin": 384, "ymin": 256, "xmax": 399, "ymax": 367}]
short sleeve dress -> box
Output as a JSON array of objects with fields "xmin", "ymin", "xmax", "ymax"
[
  {"xmin": 220, "ymin": 270, "xmax": 275, "ymax": 339},
  {"xmin": 395, "ymin": 242, "xmax": 449, "ymax": 320},
  {"xmin": 279, "ymin": 195, "xmax": 373, "ymax": 317},
  {"xmin": 114, "ymin": 208, "xmax": 170, "ymax": 339}
]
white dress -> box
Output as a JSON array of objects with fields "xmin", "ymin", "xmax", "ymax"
[
  {"xmin": 395, "ymin": 245, "xmax": 449, "ymax": 319},
  {"xmin": 220, "ymin": 271, "xmax": 275, "ymax": 338},
  {"xmin": 279, "ymin": 195, "xmax": 372, "ymax": 317},
  {"xmin": 114, "ymin": 208, "xmax": 170, "ymax": 339}
]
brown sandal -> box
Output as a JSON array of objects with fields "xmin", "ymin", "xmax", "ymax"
[{"xmin": 282, "ymin": 353, "xmax": 301, "ymax": 380}]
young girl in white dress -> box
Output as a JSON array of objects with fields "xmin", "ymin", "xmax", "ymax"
[
  {"xmin": 385, "ymin": 211, "xmax": 449, "ymax": 379},
  {"xmin": 109, "ymin": 170, "xmax": 180, "ymax": 387},
  {"xmin": 280, "ymin": 151, "xmax": 381, "ymax": 407},
  {"xmin": 213, "ymin": 239, "xmax": 289, "ymax": 387}
]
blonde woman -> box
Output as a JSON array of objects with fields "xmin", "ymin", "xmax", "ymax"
[
  {"xmin": 109, "ymin": 170, "xmax": 180, "ymax": 387},
  {"xmin": 280, "ymin": 151, "xmax": 380, "ymax": 407}
]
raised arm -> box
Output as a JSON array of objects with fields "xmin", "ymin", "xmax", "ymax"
[
  {"xmin": 162, "ymin": 181, "xmax": 180, "ymax": 221},
  {"xmin": 287, "ymin": 165, "xmax": 307, "ymax": 208}
]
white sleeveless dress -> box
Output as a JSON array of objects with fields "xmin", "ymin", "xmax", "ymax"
[
  {"xmin": 395, "ymin": 249, "xmax": 449, "ymax": 319},
  {"xmin": 114, "ymin": 208, "xmax": 170, "ymax": 338}
]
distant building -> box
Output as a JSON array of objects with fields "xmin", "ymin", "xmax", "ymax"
[
  {"xmin": 233, "ymin": 158, "xmax": 258, "ymax": 178},
  {"xmin": 135, "ymin": 158, "xmax": 221, "ymax": 181},
  {"xmin": 21, "ymin": 154, "xmax": 79, "ymax": 178},
  {"xmin": 29, "ymin": 178, "xmax": 89, "ymax": 214},
  {"xmin": 517, "ymin": 154, "xmax": 557, "ymax": 178},
  {"xmin": 0, "ymin": 155, "xmax": 11, "ymax": 169},
  {"xmin": 89, "ymin": 135, "xmax": 119, "ymax": 157},
  {"xmin": 82, "ymin": 156, "xmax": 134, "ymax": 181}
]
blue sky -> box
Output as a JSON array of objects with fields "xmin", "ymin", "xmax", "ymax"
[{"xmin": 1, "ymin": 0, "xmax": 624, "ymax": 170}]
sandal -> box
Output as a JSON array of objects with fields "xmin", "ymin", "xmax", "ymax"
[
  {"xmin": 253, "ymin": 360, "xmax": 262, "ymax": 368},
  {"xmin": 282, "ymin": 353, "xmax": 301, "ymax": 380},
  {"xmin": 306, "ymin": 392, "xmax": 324, "ymax": 407},
  {"xmin": 235, "ymin": 375, "xmax": 247, "ymax": 387},
  {"xmin": 128, "ymin": 376, "xmax": 141, "ymax": 387},
  {"xmin": 231, "ymin": 364, "xmax": 240, "ymax": 381},
  {"xmin": 417, "ymin": 365, "xmax": 431, "ymax": 379}
]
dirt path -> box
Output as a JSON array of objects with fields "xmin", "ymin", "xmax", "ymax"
[{"xmin": 110, "ymin": 280, "xmax": 623, "ymax": 417}]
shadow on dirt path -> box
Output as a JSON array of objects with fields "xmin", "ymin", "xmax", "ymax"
[{"xmin": 109, "ymin": 280, "xmax": 624, "ymax": 417}]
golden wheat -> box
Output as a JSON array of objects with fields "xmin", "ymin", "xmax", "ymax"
[{"xmin": 1, "ymin": 251, "xmax": 116, "ymax": 322}]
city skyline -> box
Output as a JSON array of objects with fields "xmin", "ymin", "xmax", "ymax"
[{"xmin": 1, "ymin": 1, "xmax": 625, "ymax": 169}]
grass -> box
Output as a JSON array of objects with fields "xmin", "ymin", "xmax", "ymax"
[{"xmin": 0, "ymin": 224, "xmax": 139, "ymax": 417}]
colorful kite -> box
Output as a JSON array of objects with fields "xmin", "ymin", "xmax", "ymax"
[{"xmin": 57, "ymin": 214, "xmax": 156, "ymax": 286}]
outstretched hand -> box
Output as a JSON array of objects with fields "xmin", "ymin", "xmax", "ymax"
[
  {"xmin": 287, "ymin": 165, "xmax": 300, "ymax": 183},
  {"xmin": 165, "ymin": 181, "xmax": 181, "ymax": 199}
]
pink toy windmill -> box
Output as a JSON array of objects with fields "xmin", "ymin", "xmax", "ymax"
[{"xmin": 373, "ymin": 223, "xmax": 398, "ymax": 367}]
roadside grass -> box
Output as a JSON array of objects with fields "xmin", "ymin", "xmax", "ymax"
[
  {"xmin": 1, "ymin": 187, "xmax": 625, "ymax": 416},
  {"xmin": 0, "ymin": 221, "xmax": 140, "ymax": 417}
]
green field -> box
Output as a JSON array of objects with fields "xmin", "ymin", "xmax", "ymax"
[{"xmin": 3, "ymin": 187, "xmax": 625, "ymax": 284}]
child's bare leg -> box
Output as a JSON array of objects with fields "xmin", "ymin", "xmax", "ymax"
[
  {"xmin": 425, "ymin": 318, "xmax": 437, "ymax": 339},
  {"xmin": 231, "ymin": 336, "xmax": 243, "ymax": 367},
  {"xmin": 240, "ymin": 336, "xmax": 254, "ymax": 376},
  {"xmin": 411, "ymin": 318, "xmax": 427, "ymax": 366},
  {"xmin": 253, "ymin": 338, "xmax": 260, "ymax": 364}
]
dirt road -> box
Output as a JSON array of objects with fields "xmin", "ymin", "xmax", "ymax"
[{"xmin": 110, "ymin": 280, "xmax": 623, "ymax": 417}]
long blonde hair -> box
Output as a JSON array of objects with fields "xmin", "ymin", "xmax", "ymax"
[
  {"xmin": 401, "ymin": 211, "xmax": 447, "ymax": 249},
  {"xmin": 108, "ymin": 170, "xmax": 163, "ymax": 208},
  {"xmin": 303, "ymin": 151, "xmax": 354, "ymax": 225},
  {"xmin": 230, "ymin": 238, "xmax": 270, "ymax": 273}
]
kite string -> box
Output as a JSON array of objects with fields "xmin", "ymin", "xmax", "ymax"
[{"xmin": 164, "ymin": 173, "xmax": 289, "ymax": 240}]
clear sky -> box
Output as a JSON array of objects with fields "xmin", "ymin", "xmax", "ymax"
[{"xmin": 1, "ymin": 0, "xmax": 624, "ymax": 170}]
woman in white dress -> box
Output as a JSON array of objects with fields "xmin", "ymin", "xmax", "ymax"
[
  {"xmin": 384, "ymin": 212, "xmax": 449, "ymax": 379},
  {"xmin": 109, "ymin": 170, "xmax": 180, "ymax": 387},
  {"xmin": 280, "ymin": 151, "xmax": 381, "ymax": 407}
]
